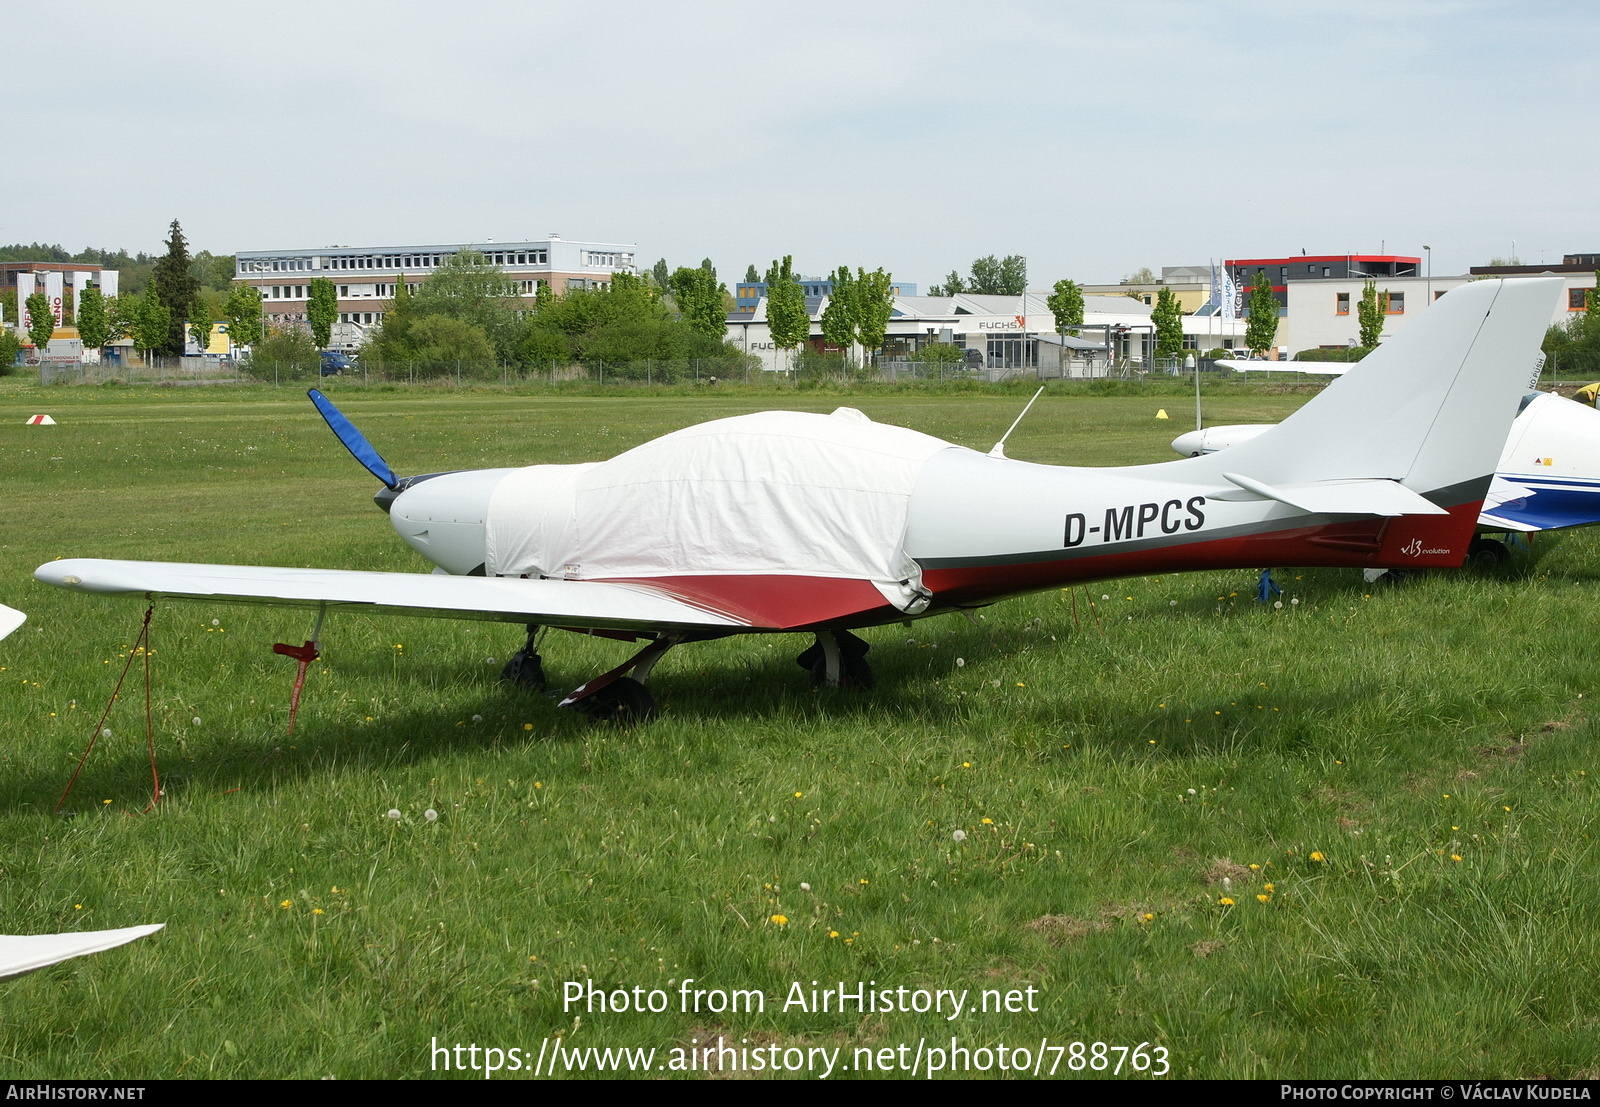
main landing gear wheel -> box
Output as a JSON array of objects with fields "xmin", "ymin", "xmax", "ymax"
[
  {"xmin": 500, "ymin": 624, "xmax": 547, "ymax": 691},
  {"xmin": 1467, "ymin": 537, "xmax": 1511, "ymax": 570},
  {"xmin": 566, "ymin": 677, "xmax": 656, "ymax": 723},
  {"xmin": 796, "ymin": 630, "xmax": 875, "ymax": 690}
]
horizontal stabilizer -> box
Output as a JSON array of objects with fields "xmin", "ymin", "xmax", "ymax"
[
  {"xmin": 1221, "ymin": 472, "xmax": 1449, "ymax": 517},
  {"xmin": 0, "ymin": 603, "xmax": 23, "ymax": 642},
  {"xmin": 35, "ymin": 559, "xmax": 749, "ymax": 632},
  {"xmin": 0, "ymin": 924, "xmax": 164, "ymax": 980}
]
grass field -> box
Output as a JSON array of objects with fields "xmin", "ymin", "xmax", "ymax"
[{"xmin": 1, "ymin": 379, "xmax": 1596, "ymax": 1080}]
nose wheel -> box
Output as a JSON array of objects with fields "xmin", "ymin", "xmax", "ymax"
[
  {"xmin": 500, "ymin": 624, "xmax": 547, "ymax": 691},
  {"xmin": 796, "ymin": 630, "xmax": 874, "ymax": 689}
]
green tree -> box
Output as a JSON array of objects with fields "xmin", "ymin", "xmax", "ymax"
[
  {"xmin": 744, "ymin": 264, "xmax": 759, "ymax": 282},
  {"xmin": 929, "ymin": 270, "xmax": 964, "ymax": 297},
  {"xmin": 131, "ymin": 287, "xmax": 170, "ymax": 360},
  {"xmin": 1047, "ymin": 278, "xmax": 1084, "ymax": 338},
  {"xmin": 1245, "ymin": 270, "xmax": 1279, "ymax": 354},
  {"xmin": 1153, "ymin": 287, "xmax": 1184, "ymax": 360},
  {"xmin": 1123, "ymin": 266, "xmax": 1156, "ymax": 285},
  {"xmin": 245, "ymin": 324, "xmax": 318, "ymax": 379},
  {"xmin": 307, "ymin": 277, "xmax": 338, "ymax": 347},
  {"xmin": 76, "ymin": 285, "xmax": 110, "ymax": 350},
  {"xmin": 668, "ymin": 264, "xmax": 727, "ymax": 338},
  {"xmin": 763, "ymin": 255, "xmax": 809, "ymax": 369},
  {"xmin": 222, "ymin": 283, "xmax": 264, "ymax": 350},
  {"xmin": 853, "ymin": 267, "xmax": 894, "ymax": 361},
  {"xmin": 150, "ymin": 219, "xmax": 201, "ymax": 356},
  {"xmin": 408, "ymin": 250, "xmax": 521, "ymax": 358},
  {"xmin": 187, "ymin": 293, "xmax": 217, "ymax": 353},
  {"xmin": 0, "ymin": 328, "xmax": 20, "ymax": 373},
  {"xmin": 968, "ymin": 255, "xmax": 1027, "ymax": 295},
  {"xmin": 25, "ymin": 292, "xmax": 54, "ymax": 354},
  {"xmin": 1357, "ymin": 278, "xmax": 1386, "ymax": 348},
  {"xmin": 650, "ymin": 258, "xmax": 670, "ymax": 289},
  {"xmin": 819, "ymin": 265, "xmax": 856, "ymax": 353}
]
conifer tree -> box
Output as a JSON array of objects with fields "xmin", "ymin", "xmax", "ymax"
[{"xmin": 151, "ymin": 220, "xmax": 201, "ymax": 355}]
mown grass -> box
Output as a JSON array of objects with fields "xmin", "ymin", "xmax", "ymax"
[{"xmin": 0, "ymin": 381, "xmax": 1595, "ymax": 1079}]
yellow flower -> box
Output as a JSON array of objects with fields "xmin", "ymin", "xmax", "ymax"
[
  {"xmin": 280, "ymin": 900, "xmax": 293, "ymax": 909},
  {"xmin": 1451, "ymin": 854, "xmax": 1463, "ymax": 862},
  {"xmin": 1263, "ymin": 883, "xmax": 1274, "ymax": 892},
  {"xmin": 73, "ymin": 904, "xmax": 81, "ymax": 910},
  {"xmin": 102, "ymin": 799, "xmax": 112, "ymax": 805},
  {"xmin": 794, "ymin": 791, "xmax": 803, "ymax": 798},
  {"xmin": 1016, "ymin": 682, "xmax": 1026, "ymax": 688},
  {"xmin": 844, "ymin": 938, "xmax": 854, "ymax": 945},
  {"xmin": 828, "ymin": 930, "xmax": 839, "ymax": 939},
  {"xmin": 1219, "ymin": 897, "xmax": 1235, "ymax": 906},
  {"xmin": 1141, "ymin": 913, "xmax": 1154, "ymax": 922},
  {"xmin": 770, "ymin": 915, "xmax": 788, "ymax": 926},
  {"xmin": 859, "ymin": 879, "xmax": 869, "ymax": 885},
  {"xmin": 961, "ymin": 762, "xmax": 971, "ymax": 768},
  {"xmin": 1502, "ymin": 806, "xmax": 1512, "ymax": 812},
  {"xmin": 523, "ymin": 723, "xmax": 534, "ymax": 731},
  {"xmin": 311, "ymin": 908, "xmax": 325, "ymax": 915},
  {"xmin": 1248, "ymin": 864, "xmax": 1261, "ymax": 871},
  {"xmin": 534, "ymin": 782, "xmax": 542, "ymax": 788},
  {"xmin": 1309, "ymin": 851, "xmax": 1325, "ymax": 862},
  {"xmin": 981, "ymin": 817, "xmax": 993, "ymax": 825},
  {"xmin": 1256, "ymin": 894, "xmax": 1271, "ymax": 903}
]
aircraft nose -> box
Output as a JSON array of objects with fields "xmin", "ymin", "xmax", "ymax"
[{"xmin": 1171, "ymin": 430, "xmax": 1205, "ymax": 457}]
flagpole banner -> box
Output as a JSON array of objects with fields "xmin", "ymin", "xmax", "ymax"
[
  {"xmin": 42, "ymin": 272, "xmax": 64, "ymax": 326},
  {"xmin": 16, "ymin": 272, "xmax": 34, "ymax": 330}
]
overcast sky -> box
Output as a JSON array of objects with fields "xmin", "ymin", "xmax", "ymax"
[{"xmin": 8, "ymin": 1, "xmax": 1594, "ymax": 285}]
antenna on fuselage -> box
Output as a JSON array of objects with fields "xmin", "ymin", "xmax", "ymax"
[{"xmin": 988, "ymin": 386, "xmax": 1046, "ymax": 459}]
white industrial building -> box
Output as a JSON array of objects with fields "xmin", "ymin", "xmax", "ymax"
[
  {"xmin": 1282, "ymin": 270, "xmax": 1594, "ymax": 351},
  {"xmin": 727, "ymin": 291, "xmax": 1247, "ymax": 375},
  {"xmin": 233, "ymin": 234, "xmax": 636, "ymax": 350}
]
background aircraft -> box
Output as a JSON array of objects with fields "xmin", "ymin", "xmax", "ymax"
[
  {"xmin": 0, "ymin": 604, "xmax": 22, "ymax": 641},
  {"xmin": 36, "ymin": 279, "xmax": 1560, "ymax": 720},
  {"xmin": 1172, "ymin": 388, "xmax": 1600, "ymax": 565}
]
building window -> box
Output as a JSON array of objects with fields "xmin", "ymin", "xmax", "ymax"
[
  {"xmin": 1336, "ymin": 292, "xmax": 1350, "ymax": 315},
  {"xmin": 1571, "ymin": 288, "xmax": 1590, "ymax": 310},
  {"xmin": 1322, "ymin": 267, "xmax": 1330, "ymax": 277},
  {"xmin": 1386, "ymin": 292, "xmax": 1405, "ymax": 314}
]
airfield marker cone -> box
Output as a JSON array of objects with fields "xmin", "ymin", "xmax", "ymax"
[{"xmin": 25, "ymin": 414, "xmax": 55, "ymax": 425}]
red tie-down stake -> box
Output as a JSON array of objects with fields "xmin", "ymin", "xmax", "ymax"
[{"xmin": 272, "ymin": 604, "xmax": 326, "ymax": 738}]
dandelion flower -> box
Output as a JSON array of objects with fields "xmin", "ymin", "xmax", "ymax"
[
  {"xmin": 1263, "ymin": 883, "xmax": 1274, "ymax": 892},
  {"xmin": 1309, "ymin": 851, "xmax": 1325, "ymax": 862},
  {"xmin": 522, "ymin": 723, "xmax": 533, "ymax": 731},
  {"xmin": 1219, "ymin": 897, "xmax": 1235, "ymax": 906},
  {"xmin": 100, "ymin": 728, "xmax": 112, "ymax": 738},
  {"xmin": 770, "ymin": 915, "xmax": 788, "ymax": 926},
  {"xmin": 962, "ymin": 762, "xmax": 971, "ymax": 769},
  {"xmin": 102, "ymin": 799, "xmax": 112, "ymax": 805},
  {"xmin": 1257, "ymin": 894, "xmax": 1270, "ymax": 903},
  {"xmin": 1248, "ymin": 863, "xmax": 1260, "ymax": 870},
  {"xmin": 799, "ymin": 882, "xmax": 811, "ymax": 892},
  {"xmin": 424, "ymin": 809, "xmax": 438, "ymax": 822},
  {"xmin": 386, "ymin": 809, "xmax": 402, "ymax": 820},
  {"xmin": 191, "ymin": 716, "xmax": 202, "ymax": 726},
  {"xmin": 981, "ymin": 817, "xmax": 993, "ymax": 825},
  {"xmin": 859, "ymin": 879, "xmax": 869, "ymax": 886},
  {"xmin": 280, "ymin": 900, "xmax": 293, "ymax": 909},
  {"xmin": 1016, "ymin": 682, "xmax": 1026, "ymax": 688},
  {"xmin": 211, "ymin": 619, "xmax": 220, "ymax": 627},
  {"xmin": 1187, "ymin": 788, "xmax": 1197, "ymax": 795},
  {"xmin": 794, "ymin": 791, "xmax": 804, "ymax": 798},
  {"xmin": 955, "ymin": 657, "xmax": 965, "ymax": 668},
  {"xmin": 1502, "ymin": 806, "xmax": 1512, "ymax": 812},
  {"xmin": 1451, "ymin": 854, "xmax": 1463, "ymax": 862},
  {"xmin": 312, "ymin": 908, "xmax": 325, "ymax": 916},
  {"xmin": 828, "ymin": 930, "xmax": 839, "ymax": 939},
  {"xmin": 952, "ymin": 829, "xmax": 967, "ymax": 842},
  {"xmin": 1141, "ymin": 913, "xmax": 1154, "ymax": 922}
]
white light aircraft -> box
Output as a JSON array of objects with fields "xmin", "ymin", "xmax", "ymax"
[
  {"xmin": 1172, "ymin": 384, "xmax": 1600, "ymax": 565},
  {"xmin": 36, "ymin": 280, "xmax": 1560, "ymax": 719}
]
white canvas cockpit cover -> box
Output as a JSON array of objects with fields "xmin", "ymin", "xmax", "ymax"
[{"xmin": 484, "ymin": 409, "xmax": 959, "ymax": 612}]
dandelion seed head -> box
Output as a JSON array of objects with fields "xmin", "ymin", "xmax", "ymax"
[
  {"xmin": 191, "ymin": 717, "xmax": 201, "ymax": 726},
  {"xmin": 951, "ymin": 829, "xmax": 967, "ymax": 842},
  {"xmin": 424, "ymin": 809, "xmax": 438, "ymax": 822},
  {"xmin": 799, "ymin": 882, "xmax": 811, "ymax": 892},
  {"xmin": 386, "ymin": 809, "xmax": 402, "ymax": 820}
]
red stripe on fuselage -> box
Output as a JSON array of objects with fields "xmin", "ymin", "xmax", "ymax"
[{"xmin": 595, "ymin": 499, "xmax": 1484, "ymax": 631}]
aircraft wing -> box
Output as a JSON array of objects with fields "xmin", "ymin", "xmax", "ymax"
[
  {"xmin": 1216, "ymin": 358, "xmax": 1350, "ymax": 375},
  {"xmin": 34, "ymin": 560, "xmax": 750, "ymax": 633},
  {"xmin": 0, "ymin": 604, "xmax": 23, "ymax": 642}
]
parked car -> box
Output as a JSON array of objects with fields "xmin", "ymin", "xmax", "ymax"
[{"xmin": 319, "ymin": 351, "xmax": 352, "ymax": 376}]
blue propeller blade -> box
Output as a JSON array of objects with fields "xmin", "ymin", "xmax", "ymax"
[{"xmin": 307, "ymin": 389, "xmax": 398, "ymax": 489}]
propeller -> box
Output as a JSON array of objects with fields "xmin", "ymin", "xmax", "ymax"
[{"xmin": 307, "ymin": 389, "xmax": 398, "ymax": 489}]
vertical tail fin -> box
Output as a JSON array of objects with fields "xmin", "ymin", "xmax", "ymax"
[{"xmin": 1186, "ymin": 278, "xmax": 1561, "ymax": 498}]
